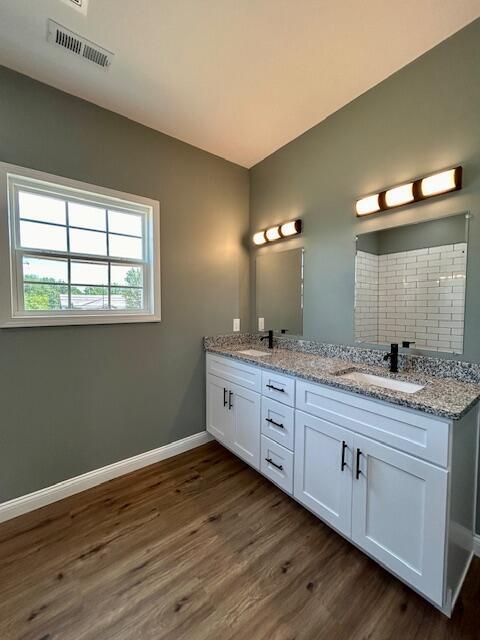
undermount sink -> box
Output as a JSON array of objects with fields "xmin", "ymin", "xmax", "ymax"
[
  {"xmin": 340, "ymin": 371, "xmax": 425, "ymax": 394},
  {"xmin": 238, "ymin": 349, "xmax": 272, "ymax": 357}
]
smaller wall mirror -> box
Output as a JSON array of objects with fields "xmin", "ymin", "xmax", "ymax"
[
  {"xmin": 256, "ymin": 248, "xmax": 304, "ymax": 336},
  {"xmin": 355, "ymin": 213, "xmax": 468, "ymax": 354}
]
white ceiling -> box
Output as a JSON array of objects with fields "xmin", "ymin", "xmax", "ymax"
[{"xmin": 1, "ymin": 1, "xmax": 479, "ymax": 167}]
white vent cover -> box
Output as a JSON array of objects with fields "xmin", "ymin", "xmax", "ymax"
[{"xmin": 47, "ymin": 20, "xmax": 113, "ymax": 69}]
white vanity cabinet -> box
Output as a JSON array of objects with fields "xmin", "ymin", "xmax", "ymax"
[
  {"xmin": 206, "ymin": 372, "xmax": 233, "ymax": 444},
  {"xmin": 351, "ymin": 434, "xmax": 448, "ymax": 605},
  {"xmin": 206, "ymin": 354, "xmax": 261, "ymax": 468},
  {"xmin": 206, "ymin": 352, "xmax": 478, "ymax": 616},
  {"xmin": 294, "ymin": 408, "xmax": 448, "ymax": 604},
  {"xmin": 294, "ymin": 410, "xmax": 354, "ymax": 537}
]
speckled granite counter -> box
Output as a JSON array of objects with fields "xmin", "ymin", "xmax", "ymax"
[{"xmin": 204, "ymin": 335, "xmax": 480, "ymax": 420}]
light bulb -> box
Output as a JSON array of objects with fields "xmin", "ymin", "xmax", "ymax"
[
  {"xmin": 355, "ymin": 194, "xmax": 380, "ymax": 216},
  {"xmin": 253, "ymin": 231, "xmax": 266, "ymax": 245},
  {"xmin": 280, "ymin": 221, "xmax": 299, "ymax": 236},
  {"xmin": 421, "ymin": 169, "xmax": 457, "ymax": 197},
  {"xmin": 385, "ymin": 183, "xmax": 414, "ymax": 208},
  {"xmin": 265, "ymin": 226, "xmax": 281, "ymax": 241}
]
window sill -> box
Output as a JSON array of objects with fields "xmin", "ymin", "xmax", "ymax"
[{"xmin": 1, "ymin": 313, "xmax": 161, "ymax": 328}]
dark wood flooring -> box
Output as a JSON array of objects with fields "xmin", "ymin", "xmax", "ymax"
[{"xmin": 0, "ymin": 441, "xmax": 479, "ymax": 640}]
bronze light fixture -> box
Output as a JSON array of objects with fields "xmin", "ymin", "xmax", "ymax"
[
  {"xmin": 355, "ymin": 166, "xmax": 462, "ymax": 217},
  {"xmin": 252, "ymin": 219, "xmax": 302, "ymax": 245}
]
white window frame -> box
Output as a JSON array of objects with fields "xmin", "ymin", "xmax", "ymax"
[{"xmin": 0, "ymin": 162, "xmax": 161, "ymax": 327}]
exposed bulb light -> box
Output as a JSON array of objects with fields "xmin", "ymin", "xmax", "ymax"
[
  {"xmin": 355, "ymin": 167, "xmax": 462, "ymax": 217},
  {"xmin": 385, "ymin": 183, "xmax": 414, "ymax": 208},
  {"xmin": 265, "ymin": 225, "xmax": 281, "ymax": 241},
  {"xmin": 280, "ymin": 220, "xmax": 302, "ymax": 236},
  {"xmin": 356, "ymin": 194, "xmax": 380, "ymax": 216},
  {"xmin": 252, "ymin": 219, "xmax": 302, "ymax": 245},
  {"xmin": 253, "ymin": 231, "xmax": 267, "ymax": 245},
  {"xmin": 421, "ymin": 168, "xmax": 458, "ymax": 197}
]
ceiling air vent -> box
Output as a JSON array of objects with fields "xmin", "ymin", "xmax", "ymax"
[{"xmin": 47, "ymin": 20, "xmax": 113, "ymax": 69}]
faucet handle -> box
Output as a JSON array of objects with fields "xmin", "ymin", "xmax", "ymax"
[{"xmin": 402, "ymin": 340, "xmax": 416, "ymax": 348}]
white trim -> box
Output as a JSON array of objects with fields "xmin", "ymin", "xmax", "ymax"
[
  {"xmin": 0, "ymin": 161, "xmax": 161, "ymax": 328},
  {"xmin": 474, "ymin": 534, "xmax": 480, "ymax": 557},
  {"xmin": 450, "ymin": 550, "xmax": 474, "ymax": 615},
  {"xmin": 0, "ymin": 431, "xmax": 212, "ymax": 524}
]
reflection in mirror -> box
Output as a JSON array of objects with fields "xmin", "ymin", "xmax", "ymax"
[
  {"xmin": 355, "ymin": 213, "xmax": 468, "ymax": 354},
  {"xmin": 256, "ymin": 248, "xmax": 304, "ymax": 336}
]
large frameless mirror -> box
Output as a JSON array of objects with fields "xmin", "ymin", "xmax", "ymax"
[
  {"xmin": 256, "ymin": 247, "xmax": 304, "ymax": 336},
  {"xmin": 355, "ymin": 213, "xmax": 469, "ymax": 354}
]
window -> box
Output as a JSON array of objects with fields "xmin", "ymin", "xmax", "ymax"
[{"xmin": 0, "ymin": 163, "xmax": 160, "ymax": 327}]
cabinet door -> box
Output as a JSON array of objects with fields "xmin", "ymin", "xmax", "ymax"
[
  {"xmin": 294, "ymin": 410, "xmax": 354, "ymax": 537},
  {"xmin": 206, "ymin": 374, "xmax": 233, "ymax": 445},
  {"xmin": 231, "ymin": 382, "xmax": 261, "ymax": 469},
  {"xmin": 351, "ymin": 434, "xmax": 448, "ymax": 605}
]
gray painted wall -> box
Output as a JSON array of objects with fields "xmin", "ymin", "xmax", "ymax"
[
  {"xmin": 250, "ymin": 19, "xmax": 480, "ymax": 532},
  {"xmin": 0, "ymin": 66, "xmax": 249, "ymax": 502},
  {"xmin": 250, "ymin": 18, "xmax": 480, "ymax": 363}
]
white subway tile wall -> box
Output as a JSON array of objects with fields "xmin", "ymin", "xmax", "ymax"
[
  {"xmin": 355, "ymin": 250, "xmax": 379, "ymax": 343},
  {"xmin": 355, "ymin": 243, "xmax": 466, "ymax": 354}
]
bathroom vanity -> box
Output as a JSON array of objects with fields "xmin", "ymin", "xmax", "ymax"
[{"xmin": 205, "ymin": 339, "xmax": 480, "ymax": 616}]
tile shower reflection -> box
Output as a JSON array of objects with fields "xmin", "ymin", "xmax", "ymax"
[{"xmin": 355, "ymin": 214, "xmax": 468, "ymax": 354}]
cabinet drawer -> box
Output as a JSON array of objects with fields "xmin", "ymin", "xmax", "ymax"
[
  {"xmin": 261, "ymin": 397, "xmax": 294, "ymax": 451},
  {"xmin": 261, "ymin": 370, "xmax": 295, "ymax": 406},
  {"xmin": 261, "ymin": 435, "xmax": 294, "ymax": 495},
  {"xmin": 207, "ymin": 353, "xmax": 261, "ymax": 393},
  {"xmin": 296, "ymin": 380, "xmax": 450, "ymax": 466}
]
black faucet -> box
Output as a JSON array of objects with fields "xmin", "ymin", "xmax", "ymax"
[
  {"xmin": 384, "ymin": 343, "xmax": 399, "ymax": 373},
  {"xmin": 260, "ymin": 329, "xmax": 274, "ymax": 349}
]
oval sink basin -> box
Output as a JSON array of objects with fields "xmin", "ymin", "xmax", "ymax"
[
  {"xmin": 238, "ymin": 349, "xmax": 272, "ymax": 357},
  {"xmin": 341, "ymin": 371, "xmax": 424, "ymax": 394}
]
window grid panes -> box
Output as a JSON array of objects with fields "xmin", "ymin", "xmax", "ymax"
[
  {"xmin": 18, "ymin": 192, "xmax": 145, "ymax": 262},
  {"xmin": 21, "ymin": 256, "xmax": 144, "ymax": 312},
  {"xmin": 14, "ymin": 185, "xmax": 150, "ymax": 315}
]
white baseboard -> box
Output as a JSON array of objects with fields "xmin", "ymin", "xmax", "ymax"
[
  {"xmin": 474, "ymin": 534, "xmax": 480, "ymax": 557},
  {"xmin": 0, "ymin": 431, "xmax": 213, "ymax": 524}
]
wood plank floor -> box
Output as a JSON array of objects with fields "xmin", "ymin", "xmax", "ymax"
[{"xmin": 0, "ymin": 441, "xmax": 479, "ymax": 640}]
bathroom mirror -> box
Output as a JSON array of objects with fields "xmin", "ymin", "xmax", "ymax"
[
  {"xmin": 355, "ymin": 213, "xmax": 468, "ymax": 354},
  {"xmin": 256, "ymin": 248, "xmax": 304, "ymax": 336}
]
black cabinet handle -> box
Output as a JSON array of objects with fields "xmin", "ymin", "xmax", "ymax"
[
  {"xmin": 266, "ymin": 384, "xmax": 285, "ymax": 393},
  {"xmin": 265, "ymin": 417, "xmax": 284, "ymax": 429},
  {"xmin": 265, "ymin": 457, "xmax": 283, "ymax": 471},
  {"xmin": 228, "ymin": 390, "xmax": 233, "ymax": 410},
  {"xmin": 341, "ymin": 440, "xmax": 347, "ymax": 471},
  {"xmin": 223, "ymin": 388, "xmax": 228, "ymax": 408},
  {"xmin": 355, "ymin": 448, "xmax": 362, "ymax": 479}
]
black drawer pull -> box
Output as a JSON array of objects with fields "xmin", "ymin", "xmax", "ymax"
[
  {"xmin": 341, "ymin": 440, "xmax": 347, "ymax": 471},
  {"xmin": 223, "ymin": 388, "xmax": 228, "ymax": 407},
  {"xmin": 265, "ymin": 457, "xmax": 283, "ymax": 471},
  {"xmin": 266, "ymin": 384, "xmax": 285, "ymax": 393},
  {"xmin": 265, "ymin": 417, "xmax": 284, "ymax": 429},
  {"xmin": 355, "ymin": 448, "xmax": 362, "ymax": 479},
  {"xmin": 228, "ymin": 390, "xmax": 233, "ymax": 410}
]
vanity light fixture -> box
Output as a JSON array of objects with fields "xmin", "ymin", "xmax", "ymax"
[
  {"xmin": 252, "ymin": 219, "xmax": 302, "ymax": 245},
  {"xmin": 355, "ymin": 166, "xmax": 462, "ymax": 217}
]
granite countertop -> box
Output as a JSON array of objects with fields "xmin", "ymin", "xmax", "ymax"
[{"xmin": 205, "ymin": 343, "xmax": 480, "ymax": 420}]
